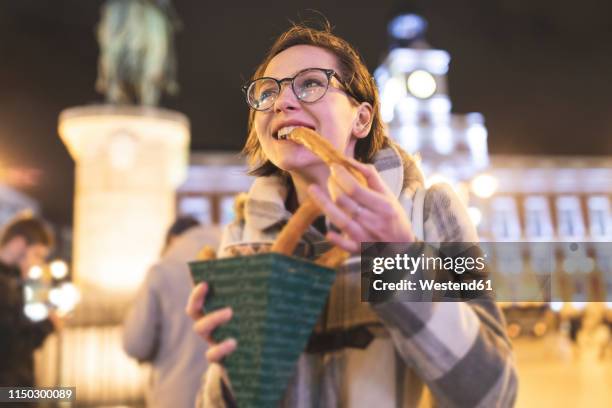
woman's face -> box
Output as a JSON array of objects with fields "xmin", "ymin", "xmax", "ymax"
[{"xmin": 253, "ymin": 45, "xmax": 365, "ymax": 175}]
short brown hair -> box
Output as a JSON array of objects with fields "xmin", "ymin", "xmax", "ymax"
[
  {"xmin": 243, "ymin": 22, "xmax": 408, "ymax": 177},
  {"xmin": 0, "ymin": 216, "xmax": 54, "ymax": 248}
]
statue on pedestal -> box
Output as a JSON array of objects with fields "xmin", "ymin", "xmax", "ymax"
[{"xmin": 95, "ymin": 0, "xmax": 180, "ymax": 106}]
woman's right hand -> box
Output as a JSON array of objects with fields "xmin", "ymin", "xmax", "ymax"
[{"xmin": 186, "ymin": 282, "xmax": 238, "ymax": 363}]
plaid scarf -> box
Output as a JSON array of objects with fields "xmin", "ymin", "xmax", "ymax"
[{"xmin": 200, "ymin": 146, "xmax": 517, "ymax": 408}]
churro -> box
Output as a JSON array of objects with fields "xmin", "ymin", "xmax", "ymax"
[
  {"xmin": 287, "ymin": 127, "xmax": 367, "ymax": 185},
  {"xmin": 197, "ymin": 245, "xmax": 217, "ymax": 261},
  {"xmin": 271, "ymin": 127, "xmax": 368, "ymax": 267}
]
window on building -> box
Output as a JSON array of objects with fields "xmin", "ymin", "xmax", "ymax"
[
  {"xmin": 178, "ymin": 196, "xmax": 212, "ymax": 225},
  {"xmin": 491, "ymin": 197, "xmax": 521, "ymax": 240},
  {"xmin": 524, "ymin": 196, "xmax": 554, "ymax": 240},
  {"xmin": 587, "ymin": 196, "xmax": 611, "ymax": 239},
  {"xmin": 555, "ymin": 196, "xmax": 585, "ymax": 239}
]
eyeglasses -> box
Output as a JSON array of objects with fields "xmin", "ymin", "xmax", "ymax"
[{"xmin": 242, "ymin": 68, "xmax": 356, "ymax": 111}]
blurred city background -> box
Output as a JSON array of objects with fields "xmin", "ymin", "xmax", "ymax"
[{"xmin": 0, "ymin": 0, "xmax": 611, "ymax": 406}]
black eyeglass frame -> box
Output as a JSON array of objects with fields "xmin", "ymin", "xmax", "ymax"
[{"xmin": 241, "ymin": 68, "xmax": 359, "ymax": 111}]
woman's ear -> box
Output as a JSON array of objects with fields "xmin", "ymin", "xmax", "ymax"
[{"xmin": 352, "ymin": 102, "xmax": 373, "ymax": 139}]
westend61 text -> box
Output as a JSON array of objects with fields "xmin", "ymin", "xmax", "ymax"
[{"xmin": 372, "ymin": 279, "xmax": 493, "ymax": 292}]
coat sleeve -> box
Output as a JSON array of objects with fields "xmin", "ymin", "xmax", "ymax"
[
  {"xmin": 122, "ymin": 265, "xmax": 162, "ymax": 361},
  {"xmin": 0, "ymin": 273, "xmax": 54, "ymax": 350},
  {"xmin": 372, "ymin": 183, "xmax": 518, "ymax": 407},
  {"xmin": 21, "ymin": 319, "xmax": 54, "ymax": 350}
]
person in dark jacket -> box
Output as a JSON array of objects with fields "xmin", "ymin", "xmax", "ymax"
[{"xmin": 0, "ymin": 215, "xmax": 59, "ymax": 387}]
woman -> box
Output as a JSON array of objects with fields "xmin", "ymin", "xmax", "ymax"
[{"xmin": 187, "ymin": 23, "xmax": 517, "ymax": 407}]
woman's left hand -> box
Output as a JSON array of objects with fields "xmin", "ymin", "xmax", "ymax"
[{"xmin": 308, "ymin": 157, "xmax": 415, "ymax": 253}]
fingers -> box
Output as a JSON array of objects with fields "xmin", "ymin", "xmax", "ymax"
[
  {"xmin": 332, "ymin": 193, "xmax": 386, "ymax": 239},
  {"xmin": 345, "ymin": 158, "xmax": 391, "ymax": 195},
  {"xmin": 193, "ymin": 307, "xmax": 233, "ymax": 341},
  {"xmin": 186, "ymin": 282, "xmax": 207, "ymax": 320},
  {"xmin": 308, "ymin": 184, "xmax": 368, "ymax": 242},
  {"xmin": 330, "ymin": 164, "xmax": 387, "ymax": 212},
  {"xmin": 187, "ymin": 283, "xmax": 237, "ymax": 362},
  {"xmin": 326, "ymin": 230, "xmax": 359, "ymax": 253},
  {"xmin": 206, "ymin": 338, "xmax": 238, "ymax": 363}
]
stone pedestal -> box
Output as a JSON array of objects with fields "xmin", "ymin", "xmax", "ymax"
[{"xmin": 59, "ymin": 105, "xmax": 190, "ymax": 302}]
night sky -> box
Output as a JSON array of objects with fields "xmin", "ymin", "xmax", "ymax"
[{"xmin": 1, "ymin": 0, "xmax": 611, "ymax": 225}]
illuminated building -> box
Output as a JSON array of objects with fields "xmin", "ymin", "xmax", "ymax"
[
  {"xmin": 374, "ymin": 10, "xmax": 612, "ymax": 316},
  {"xmin": 40, "ymin": 105, "xmax": 190, "ymax": 404},
  {"xmin": 375, "ymin": 12, "xmax": 489, "ymax": 187}
]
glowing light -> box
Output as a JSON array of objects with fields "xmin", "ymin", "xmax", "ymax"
[
  {"xmin": 48, "ymin": 288, "xmax": 63, "ymax": 307},
  {"xmin": 466, "ymin": 123, "xmax": 487, "ymax": 142},
  {"xmin": 50, "ymin": 282, "xmax": 81, "ymax": 314},
  {"xmin": 467, "ymin": 207, "xmax": 482, "ymax": 226},
  {"xmin": 579, "ymin": 257, "xmax": 595, "ymax": 273},
  {"xmin": 562, "ymin": 258, "xmax": 576, "ymax": 273},
  {"xmin": 433, "ymin": 126, "xmax": 453, "ymax": 154},
  {"xmin": 466, "ymin": 123, "xmax": 489, "ymax": 168},
  {"xmin": 24, "ymin": 302, "xmax": 49, "ymax": 322},
  {"xmin": 571, "ymin": 302, "xmax": 586, "ymax": 311},
  {"xmin": 395, "ymin": 97, "xmax": 420, "ymax": 123},
  {"xmin": 380, "ymin": 77, "xmax": 406, "ymax": 123},
  {"xmin": 24, "ymin": 286, "xmax": 34, "ymax": 302},
  {"xmin": 28, "ymin": 265, "xmax": 43, "ymax": 280},
  {"xmin": 407, "ymin": 70, "xmax": 437, "ymax": 99},
  {"xmin": 109, "ymin": 131, "xmax": 137, "ymax": 170},
  {"xmin": 429, "ymin": 96, "xmax": 451, "ymax": 115},
  {"xmin": 54, "ymin": 326, "xmax": 150, "ymax": 402},
  {"xmin": 50, "ymin": 259, "xmax": 69, "ymax": 279},
  {"xmin": 606, "ymin": 302, "xmax": 612, "ymax": 309},
  {"xmin": 533, "ymin": 322, "xmax": 547, "ymax": 337},
  {"xmin": 507, "ymin": 323, "xmax": 521, "ymax": 339},
  {"xmin": 59, "ymin": 106, "xmax": 190, "ymax": 296},
  {"xmin": 388, "ymin": 14, "xmax": 427, "ymax": 40},
  {"xmin": 550, "ymin": 302, "xmax": 564, "ymax": 312},
  {"xmin": 398, "ymin": 125, "xmax": 421, "ymax": 153},
  {"xmin": 471, "ymin": 174, "xmax": 498, "ymax": 199}
]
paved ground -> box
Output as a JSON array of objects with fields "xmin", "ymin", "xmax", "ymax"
[{"xmin": 513, "ymin": 332, "xmax": 612, "ymax": 407}]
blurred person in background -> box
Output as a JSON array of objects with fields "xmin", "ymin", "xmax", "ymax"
[
  {"xmin": 123, "ymin": 215, "xmax": 221, "ymax": 408},
  {"xmin": 162, "ymin": 215, "xmax": 202, "ymax": 255},
  {"xmin": 0, "ymin": 215, "xmax": 59, "ymax": 387}
]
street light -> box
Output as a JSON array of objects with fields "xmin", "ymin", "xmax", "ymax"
[
  {"xmin": 50, "ymin": 259, "xmax": 69, "ymax": 280},
  {"xmin": 467, "ymin": 206, "xmax": 483, "ymax": 226},
  {"xmin": 471, "ymin": 174, "xmax": 498, "ymax": 199},
  {"xmin": 406, "ymin": 70, "xmax": 437, "ymax": 99},
  {"xmin": 28, "ymin": 265, "xmax": 44, "ymax": 280},
  {"xmin": 24, "ymin": 302, "xmax": 49, "ymax": 322},
  {"xmin": 48, "ymin": 282, "xmax": 81, "ymax": 315}
]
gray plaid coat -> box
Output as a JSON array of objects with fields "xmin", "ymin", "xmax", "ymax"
[{"xmin": 197, "ymin": 146, "xmax": 517, "ymax": 408}]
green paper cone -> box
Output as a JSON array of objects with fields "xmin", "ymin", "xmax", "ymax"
[{"xmin": 190, "ymin": 253, "xmax": 336, "ymax": 408}]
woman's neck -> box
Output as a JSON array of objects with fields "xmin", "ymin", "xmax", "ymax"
[
  {"xmin": 284, "ymin": 142, "xmax": 355, "ymax": 209},
  {"xmin": 288, "ymin": 165, "xmax": 331, "ymax": 207}
]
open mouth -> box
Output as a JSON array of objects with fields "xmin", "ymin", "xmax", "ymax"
[{"xmin": 273, "ymin": 125, "xmax": 315, "ymax": 140}]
